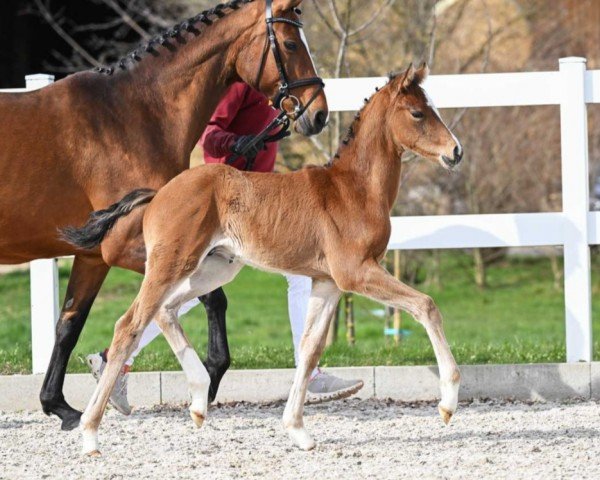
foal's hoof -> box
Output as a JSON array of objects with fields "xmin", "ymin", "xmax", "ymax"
[
  {"xmin": 190, "ymin": 410, "xmax": 205, "ymax": 428},
  {"xmin": 438, "ymin": 405, "xmax": 454, "ymax": 425},
  {"xmin": 85, "ymin": 450, "xmax": 102, "ymax": 458},
  {"xmin": 287, "ymin": 428, "xmax": 316, "ymax": 451}
]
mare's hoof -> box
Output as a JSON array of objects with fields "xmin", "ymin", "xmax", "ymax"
[
  {"xmin": 85, "ymin": 450, "xmax": 102, "ymax": 457},
  {"xmin": 438, "ymin": 405, "xmax": 453, "ymax": 425},
  {"xmin": 61, "ymin": 410, "xmax": 83, "ymax": 431}
]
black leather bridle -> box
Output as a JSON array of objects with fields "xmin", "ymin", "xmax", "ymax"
[
  {"xmin": 228, "ymin": 0, "xmax": 324, "ymax": 170},
  {"xmin": 263, "ymin": 0, "xmax": 324, "ymax": 115}
]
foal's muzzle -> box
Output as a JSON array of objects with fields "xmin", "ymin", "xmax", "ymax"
[{"xmin": 442, "ymin": 146, "xmax": 463, "ymax": 169}]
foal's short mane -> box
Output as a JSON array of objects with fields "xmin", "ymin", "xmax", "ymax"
[
  {"xmin": 94, "ymin": 0, "xmax": 255, "ymax": 76},
  {"xmin": 330, "ymin": 72, "xmax": 398, "ymax": 165},
  {"xmin": 328, "ymin": 68, "xmax": 425, "ymax": 166}
]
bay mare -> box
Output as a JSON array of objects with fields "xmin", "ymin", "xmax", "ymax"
[
  {"xmin": 0, "ymin": 0, "xmax": 327, "ymax": 430},
  {"xmin": 64, "ymin": 64, "xmax": 463, "ymax": 454}
]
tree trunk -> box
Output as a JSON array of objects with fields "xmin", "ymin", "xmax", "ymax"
[
  {"xmin": 473, "ymin": 248, "xmax": 487, "ymax": 289},
  {"xmin": 548, "ymin": 247, "xmax": 563, "ymax": 292},
  {"xmin": 325, "ymin": 302, "xmax": 340, "ymax": 346},
  {"xmin": 426, "ymin": 250, "xmax": 442, "ymax": 290},
  {"xmin": 393, "ymin": 250, "xmax": 402, "ymax": 345},
  {"xmin": 345, "ymin": 293, "xmax": 355, "ymax": 346}
]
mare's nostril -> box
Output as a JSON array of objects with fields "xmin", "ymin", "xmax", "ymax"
[{"xmin": 313, "ymin": 110, "xmax": 327, "ymax": 132}]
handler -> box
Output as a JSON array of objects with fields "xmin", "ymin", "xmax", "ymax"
[{"xmin": 87, "ymin": 82, "xmax": 363, "ymax": 414}]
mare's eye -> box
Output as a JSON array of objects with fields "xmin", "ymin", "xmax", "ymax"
[
  {"xmin": 284, "ymin": 40, "xmax": 298, "ymax": 52},
  {"xmin": 411, "ymin": 111, "xmax": 425, "ymax": 119},
  {"xmin": 293, "ymin": 7, "xmax": 302, "ymax": 15}
]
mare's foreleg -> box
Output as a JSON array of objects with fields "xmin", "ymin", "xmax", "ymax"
[{"xmin": 40, "ymin": 255, "xmax": 109, "ymax": 431}]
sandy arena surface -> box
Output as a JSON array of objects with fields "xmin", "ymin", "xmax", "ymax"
[{"xmin": 1, "ymin": 398, "xmax": 600, "ymax": 479}]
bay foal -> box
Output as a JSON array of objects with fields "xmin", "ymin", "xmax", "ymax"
[{"xmin": 65, "ymin": 64, "xmax": 463, "ymax": 454}]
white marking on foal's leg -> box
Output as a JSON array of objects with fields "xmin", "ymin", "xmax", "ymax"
[
  {"xmin": 438, "ymin": 370, "xmax": 460, "ymax": 425},
  {"xmin": 286, "ymin": 424, "xmax": 316, "ymax": 451},
  {"xmin": 80, "ymin": 417, "xmax": 100, "ymax": 456},
  {"xmin": 180, "ymin": 346, "xmax": 211, "ymax": 427}
]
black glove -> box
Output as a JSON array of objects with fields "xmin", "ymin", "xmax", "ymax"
[{"xmin": 229, "ymin": 135, "xmax": 265, "ymax": 160}]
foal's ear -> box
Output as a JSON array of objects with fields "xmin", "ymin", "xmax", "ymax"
[
  {"xmin": 272, "ymin": 0, "xmax": 303, "ymax": 13},
  {"xmin": 414, "ymin": 62, "xmax": 430, "ymax": 84},
  {"xmin": 396, "ymin": 63, "xmax": 416, "ymax": 92}
]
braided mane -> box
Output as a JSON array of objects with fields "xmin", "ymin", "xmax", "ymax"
[{"xmin": 94, "ymin": 0, "xmax": 255, "ymax": 75}]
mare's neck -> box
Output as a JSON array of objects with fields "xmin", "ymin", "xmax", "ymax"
[
  {"xmin": 332, "ymin": 98, "xmax": 404, "ymax": 211},
  {"xmin": 108, "ymin": 5, "xmax": 256, "ymax": 168}
]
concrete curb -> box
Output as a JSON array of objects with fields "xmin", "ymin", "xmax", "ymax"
[{"xmin": 0, "ymin": 363, "xmax": 598, "ymax": 412}]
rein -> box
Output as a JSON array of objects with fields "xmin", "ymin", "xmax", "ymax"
[{"xmin": 228, "ymin": 0, "xmax": 324, "ymax": 170}]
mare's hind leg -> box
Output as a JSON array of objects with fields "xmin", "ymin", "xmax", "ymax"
[
  {"xmin": 40, "ymin": 255, "xmax": 109, "ymax": 431},
  {"xmin": 283, "ymin": 279, "xmax": 341, "ymax": 450},
  {"xmin": 199, "ymin": 288, "xmax": 230, "ymax": 403}
]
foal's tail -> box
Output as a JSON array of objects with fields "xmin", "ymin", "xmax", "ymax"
[{"xmin": 60, "ymin": 188, "xmax": 157, "ymax": 249}]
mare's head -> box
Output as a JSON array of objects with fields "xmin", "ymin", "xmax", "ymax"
[
  {"xmin": 235, "ymin": 0, "xmax": 328, "ymax": 135},
  {"xmin": 384, "ymin": 64, "xmax": 462, "ymax": 169}
]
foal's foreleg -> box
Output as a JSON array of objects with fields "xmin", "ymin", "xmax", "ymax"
[
  {"xmin": 343, "ymin": 261, "xmax": 460, "ymax": 423},
  {"xmin": 283, "ymin": 279, "xmax": 341, "ymax": 450},
  {"xmin": 155, "ymin": 307, "xmax": 211, "ymax": 427}
]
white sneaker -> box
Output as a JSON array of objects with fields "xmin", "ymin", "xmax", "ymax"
[
  {"xmin": 86, "ymin": 352, "xmax": 132, "ymax": 416},
  {"xmin": 305, "ymin": 369, "xmax": 364, "ymax": 405}
]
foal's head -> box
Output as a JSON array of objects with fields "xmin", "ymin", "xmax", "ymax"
[
  {"xmin": 385, "ymin": 64, "xmax": 462, "ymax": 169},
  {"xmin": 235, "ymin": 0, "xmax": 328, "ymax": 136}
]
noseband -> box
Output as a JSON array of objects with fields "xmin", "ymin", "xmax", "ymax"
[
  {"xmin": 228, "ymin": 0, "xmax": 324, "ymax": 170},
  {"xmin": 262, "ymin": 0, "xmax": 324, "ymax": 116}
]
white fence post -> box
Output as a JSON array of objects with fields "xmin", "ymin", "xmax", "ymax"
[
  {"xmin": 30, "ymin": 259, "xmax": 60, "ymax": 374},
  {"xmin": 25, "ymin": 73, "xmax": 55, "ymax": 91},
  {"xmin": 26, "ymin": 74, "xmax": 58, "ymax": 374},
  {"xmin": 559, "ymin": 57, "xmax": 592, "ymax": 363}
]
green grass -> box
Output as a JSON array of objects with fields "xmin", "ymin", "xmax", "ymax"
[{"xmin": 2, "ymin": 252, "xmax": 600, "ymax": 374}]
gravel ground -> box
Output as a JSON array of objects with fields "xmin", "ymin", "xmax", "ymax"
[{"xmin": 1, "ymin": 398, "xmax": 600, "ymax": 479}]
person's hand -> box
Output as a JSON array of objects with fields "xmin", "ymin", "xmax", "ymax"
[{"xmin": 229, "ymin": 135, "xmax": 265, "ymax": 160}]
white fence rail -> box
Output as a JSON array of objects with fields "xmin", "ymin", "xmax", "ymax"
[{"xmin": 1, "ymin": 58, "xmax": 598, "ymax": 373}]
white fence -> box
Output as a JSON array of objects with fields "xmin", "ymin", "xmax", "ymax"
[{"xmin": 2, "ymin": 58, "xmax": 598, "ymax": 373}]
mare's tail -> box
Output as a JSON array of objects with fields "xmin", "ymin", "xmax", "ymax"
[{"xmin": 59, "ymin": 188, "xmax": 157, "ymax": 249}]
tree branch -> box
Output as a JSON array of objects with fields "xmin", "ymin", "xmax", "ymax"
[
  {"xmin": 33, "ymin": 0, "xmax": 102, "ymax": 68},
  {"xmin": 101, "ymin": 0, "xmax": 151, "ymax": 40}
]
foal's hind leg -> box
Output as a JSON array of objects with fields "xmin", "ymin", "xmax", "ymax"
[
  {"xmin": 155, "ymin": 306, "xmax": 211, "ymax": 426},
  {"xmin": 283, "ymin": 279, "xmax": 341, "ymax": 450},
  {"xmin": 80, "ymin": 296, "xmax": 157, "ymax": 455}
]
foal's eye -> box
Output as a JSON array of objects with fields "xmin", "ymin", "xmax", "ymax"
[
  {"xmin": 284, "ymin": 40, "xmax": 298, "ymax": 52},
  {"xmin": 411, "ymin": 111, "xmax": 425, "ymax": 119}
]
